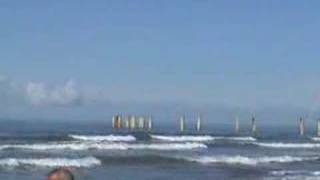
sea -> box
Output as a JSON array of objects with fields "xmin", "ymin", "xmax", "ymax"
[{"xmin": 0, "ymin": 121, "xmax": 320, "ymax": 180}]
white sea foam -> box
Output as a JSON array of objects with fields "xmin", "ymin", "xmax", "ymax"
[
  {"xmin": 0, "ymin": 157, "xmax": 101, "ymax": 168},
  {"xmin": 311, "ymin": 137, "xmax": 320, "ymax": 141},
  {"xmin": 270, "ymin": 170, "xmax": 320, "ymax": 176},
  {"xmin": 184, "ymin": 155, "xmax": 318, "ymax": 165},
  {"xmin": 0, "ymin": 142, "xmax": 207, "ymax": 151},
  {"xmin": 0, "ymin": 143, "xmax": 128, "ymax": 151},
  {"xmin": 151, "ymin": 135, "xmax": 256, "ymax": 142},
  {"xmin": 70, "ymin": 135, "xmax": 136, "ymax": 142},
  {"xmin": 270, "ymin": 170, "xmax": 298, "ymax": 176},
  {"xmin": 255, "ymin": 142, "xmax": 320, "ymax": 148},
  {"xmin": 127, "ymin": 143, "xmax": 207, "ymax": 150},
  {"xmin": 213, "ymin": 136, "xmax": 256, "ymax": 141},
  {"xmin": 151, "ymin": 135, "xmax": 215, "ymax": 142},
  {"xmin": 269, "ymin": 170, "xmax": 320, "ymax": 179}
]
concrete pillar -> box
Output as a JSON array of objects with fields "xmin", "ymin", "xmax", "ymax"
[
  {"xmin": 317, "ymin": 119, "xmax": 320, "ymax": 137},
  {"xmin": 251, "ymin": 116, "xmax": 257, "ymax": 136},
  {"xmin": 138, "ymin": 116, "xmax": 145, "ymax": 129},
  {"xmin": 130, "ymin": 116, "xmax": 136, "ymax": 129},
  {"xmin": 148, "ymin": 117, "xmax": 153, "ymax": 131},
  {"xmin": 196, "ymin": 115, "xmax": 201, "ymax": 132},
  {"xmin": 299, "ymin": 117, "xmax": 305, "ymax": 136},
  {"xmin": 235, "ymin": 116, "xmax": 239, "ymax": 134},
  {"xmin": 180, "ymin": 116, "xmax": 185, "ymax": 132}
]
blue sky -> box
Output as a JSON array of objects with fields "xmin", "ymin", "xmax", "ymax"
[{"xmin": 0, "ymin": 1, "xmax": 320, "ymax": 121}]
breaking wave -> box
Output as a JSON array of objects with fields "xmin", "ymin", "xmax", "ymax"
[
  {"xmin": 128, "ymin": 143, "xmax": 207, "ymax": 150},
  {"xmin": 0, "ymin": 157, "xmax": 101, "ymax": 168},
  {"xmin": 212, "ymin": 136, "xmax": 256, "ymax": 141},
  {"xmin": 69, "ymin": 135, "xmax": 136, "ymax": 142},
  {"xmin": 311, "ymin": 137, "xmax": 320, "ymax": 141},
  {"xmin": 255, "ymin": 142, "xmax": 320, "ymax": 148},
  {"xmin": 151, "ymin": 135, "xmax": 214, "ymax": 142},
  {"xmin": 0, "ymin": 142, "xmax": 207, "ymax": 151},
  {"xmin": 151, "ymin": 135, "xmax": 256, "ymax": 142},
  {"xmin": 270, "ymin": 170, "xmax": 320, "ymax": 176},
  {"xmin": 184, "ymin": 155, "xmax": 318, "ymax": 165}
]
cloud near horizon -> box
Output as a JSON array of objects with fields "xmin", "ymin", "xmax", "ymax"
[
  {"xmin": 26, "ymin": 80, "xmax": 81, "ymax": 106},
  {"xmin": 0, "ymin": 75, "xmax": 116, "ymax": 120},
  {"xmin": 0, "ymin": 75, "xmax": 112, "ymax": 107},
  {"xmin": 0, "ymin": 74, "xmax": 313, "ymax": 122}
]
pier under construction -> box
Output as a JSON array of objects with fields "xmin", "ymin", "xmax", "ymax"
[{"xmin": 111, "ymin": 114, "xmax": 320, "ymax": 137}]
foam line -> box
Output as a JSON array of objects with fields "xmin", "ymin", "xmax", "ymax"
[
  {"xmin": 151, "ymin": 135, "xmax": 256, "ymax": 142},
  {"xmin": 0, "ymin": 142, "xmax": 207, "ymax": 151},
  {"xmin": 184, "ymin": 155, "xmax": 318, "ymax": 165},
  {"xmin": 0, "ymin": 157, "xmax": 101, "ymax": 168},
  {"xmin": 255, "ymin": 142, "xmax": 320, "ymax": 148},
  {"xmin": 70, "ymin": 135, "xmax": 136, "ymax": 142}
]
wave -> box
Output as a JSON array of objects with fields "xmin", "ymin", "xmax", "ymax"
[
  {"xmin": 184, "ymin": 155, "xmax": 318, "ymax": 166},
  {"xmin": 255, "ymin": 142, "xmax": 320, "ymax": 148},
  {"xmin": 151, "ymin": 135, "xmax": 214, "ymax": 142},
  {"xmin": 213, "ymin": 136, "xmax": 256, "ymax": 141},
  {"xmin": 151, "ymin": 135, "xmax": 256, "ymax": 142},
  {"xmin": 0, "ymin": 157, "xmax": 101, "ymax": 168},
  {"xmin": 69, "ymin": 135, "xmax": 136, "ymax": 142},
  {"xmin": 311, "ymin": 137, "xmax": 320, "ymax": 141},
  {"xmin": 270, "ymin": 170, "xmax": 320, "ymax": 176},
  {"xmin": 0, "ymin": 142, "xmax": 207, "ymax": 151},
  {"xmin": 128, "ymin": 143, "xmax": 207, "ymax": 150}
]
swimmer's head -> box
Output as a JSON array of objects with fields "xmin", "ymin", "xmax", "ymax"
[{"xmin": 47, "ymin": 168, "xmax": 74, "ymax": 180}]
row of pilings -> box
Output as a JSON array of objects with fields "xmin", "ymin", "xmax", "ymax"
[
  {"xmin": 112, "ymin": 114, "xmax": 320, "ymax": 137},
  {"xmin": 112, "ymin": 115, "xmax": 153, "ymax": 131}
]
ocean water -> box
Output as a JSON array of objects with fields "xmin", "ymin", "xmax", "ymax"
[{"xmin": 0, "ymin": 122, "xmax": 320, "ymax": 180}]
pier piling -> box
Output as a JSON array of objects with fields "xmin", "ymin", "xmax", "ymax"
[
  {"xmin": 112, "ymin": 115, "xmax": 122, "ymax": 129},
  {"xmin": 317, "ymin": 119, "xmax": 320, "ymax": 137},
  {"xmin": 196, "ymin": 115, "xmax": 201, "ymax": 132},
  {"xmin": 299, "ymin": 117, "xmax": 305, "ymax": 136},
  {"xmin": 148, "ymin": 116, "xmax": 153, "ymax": 131},
  {"xmin": 251, "ymin": 116, "xmax": 257, "ymax": 137},
  {"xmin": 138, "ymin": 116, "xmax": 145, "ymax": 129},
  {"xmin": 130, "ymin": 116, "xmax": 136, "ymax": 129},
  {"xmin": 112, "ymin": 116, "xmax": 115, "ymax": 129},
  {"xmin": 125, "ymin": 116, "xmax": 130, "ymax": 129},
  {"xmin": 235, "ymin": 116, "xmax": 239, "ymax": 134},
  {"xmin": 180, "ymin": 116, "xmax": 185, "ymax": 133}
]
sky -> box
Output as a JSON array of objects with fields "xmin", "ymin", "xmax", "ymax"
[{"xmin": 0, "ymin": 1, "xmax": 320, "ymax": 122}]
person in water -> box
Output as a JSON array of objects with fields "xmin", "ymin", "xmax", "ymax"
[{"xmin": 47, "ymin": 168, "xmax": 74, "ymax": 180}]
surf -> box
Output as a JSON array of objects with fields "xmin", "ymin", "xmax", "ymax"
[
  {"xmin": 254, "ymin": 142, "xmax": 320, "ymax": 148},
  {"xmin": 0, "ymin": 156, "xmax": 101, "ymax": 168},
  {"xmin": 311, "ymin": 137, "xmax": 320, "ymax": 141},
  {"xmin": 151, "ymin": 135, "xmax": 214, "ymax": 142},
  {"xmin": 183, "ymin": 155, "xmax": 318, "ymax": 165},
  {"xmin": 151, "ymin": 135, "xmax": 256, "ymax": 142},
  {"xmin": 69, "ymin": 134, "xmax": 136, "ymax": 142},
  {"xmin": 0, "ymin": 142, "xmax": 207, "ymax": 151},
  {"xmin": 270, "ymin": 170, "xmax": 320, "ymax": 176}
]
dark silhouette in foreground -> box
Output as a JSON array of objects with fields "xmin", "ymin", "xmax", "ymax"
[{"xmin": 47, "ymin": 168, "xmax": 74, "ymax": 180}]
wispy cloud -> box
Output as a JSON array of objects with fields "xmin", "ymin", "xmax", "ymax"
[
  {"xmin": 25, "ymin": 80, "xmax": 81, "ymax": 106},
  {"xmin": 0, "ymin": 74, "xmax": 112, "ymax": 108},
  {"xmin": 0, "ymin": 74, "xmax": 115, "ymax": 120}
]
